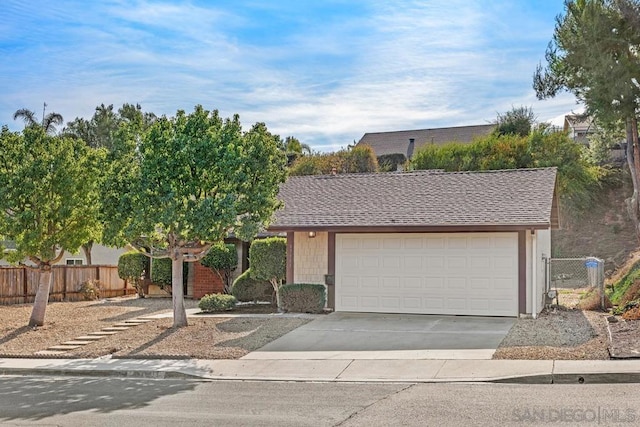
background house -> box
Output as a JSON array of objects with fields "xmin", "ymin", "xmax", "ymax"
[{"xmin": 356, "ymin": 124, "xmax": 496, "ymax": 169}]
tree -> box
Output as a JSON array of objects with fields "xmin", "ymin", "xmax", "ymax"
[
  {"xmin": 533, "ymin": 0, "xmax": 640, "ymax": 237},
  {"xmin": 64, "ymin": 103, "xmax": 157, "ymax": 151},
  {"xmin": 410, "ymin": 129, "xmax": 601, "ymax": 211},
  {"xmin": 493, "ymin": 106, "xmax": 536, "ymax": 137},
  {"xmin": 289, "ymin": 145, "xmax": 379, "ymax": 175},
  {"xmin": 283, "ymin": 136, "xmax": 311, "ymax": 166},
  {"xmin": 201, "ymin": 243, "xmax": 238, "ymax": 294},
  {"xmin": 0, "ymin": 126, "xmax": 104, "ymax": 326},
  {"xmin": 102, "ymin": 106, "xmax": 287, "ymax": 327},
  {"xmin": 63, "ymin": 103, "xmax": 157, "ymax": 263},
  {"xmin": 13, "ymin": 104, "xmax": 64, "ymax": 135},
  {"xmin": 249, "ymin": 237, "xmax": 286, "ymax": 308}
]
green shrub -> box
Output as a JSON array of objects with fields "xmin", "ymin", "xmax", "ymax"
[
  {"xmin": 117, "ymin": 251, "xmax": 149, "ymax": 297},
  {"xmin": 279, "ymin": 283, "xmax": 326, "ymax": 313},
  {"xmin": 199, "ymin": 293, "xmax": 237, "ymax": 312},
  {"xmin": 231, "ymin": 269, "xmax": 273, "ymax": 302},
  {"xmin": 250, "ymin": 237, "xmax": 286, "ymax": 284},
  {"xmin": 201, "ymin": 243, "xmax": 238, "ymax": 293},
  {"xmin": 151, "ymin": 257, "xmax": 172, "ymax": 289},
  {"xmin": 608, "ymin": 261, "xmax": 640, "ymax": 305}
]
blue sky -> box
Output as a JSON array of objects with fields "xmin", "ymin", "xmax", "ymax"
[{"xmin": 0, "ymin": 0, "xmax": 582, "ymax": 151}]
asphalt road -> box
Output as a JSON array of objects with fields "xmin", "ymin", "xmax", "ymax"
[{"xmin": 0, "ymin": 376, "xmax": 638, "ymax": 426}]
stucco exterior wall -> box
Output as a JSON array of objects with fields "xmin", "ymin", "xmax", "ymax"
[
  {"xmin": 293, "ymin": 231, "xmax": 328, "ymax": 284},
  {"xmin": 1, "ymin": 244, "xmax": 129, "ymax": 266}
]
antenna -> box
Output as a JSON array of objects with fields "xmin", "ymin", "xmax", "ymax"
[{"xmin": 42, "ymin": 102, "xmax": 47, "ymax": 127}]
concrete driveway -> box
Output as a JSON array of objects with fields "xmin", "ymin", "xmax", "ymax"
[{"xmin": 243, "ymin": 312, "xmax": 515, "ymax": 360}]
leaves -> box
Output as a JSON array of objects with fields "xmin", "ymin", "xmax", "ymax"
[{"xmin": 0, "ymin": 126, "xmax": 104, "ymax": 264}]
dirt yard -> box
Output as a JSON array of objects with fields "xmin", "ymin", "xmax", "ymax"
[
  {"xmin": 0, "ymin": 297, "xmax": 310, "ymax": 359},
  {"xmin": 493, "ymin": 288, "xmax": 611, "ymax": 360}
]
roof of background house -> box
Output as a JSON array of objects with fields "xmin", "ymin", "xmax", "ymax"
[
  {"xmin": 270, "ymin": 168, "xmax": 558, "ymax": 231},
  {"xmin": 356, "ymin": 124, "xmax": 496, "ymax": 158},
  {"xmin": 564, "ymin": 114, "xmax": 594, "ymax": 133}
]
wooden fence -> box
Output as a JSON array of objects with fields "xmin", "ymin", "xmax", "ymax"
[{"xmin": 0, "ymin": 265, "xmax": 136, "ymax": 305}]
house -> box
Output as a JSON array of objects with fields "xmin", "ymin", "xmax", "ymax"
[
  {"xmin": 269, "ymin": 168, "xmax": 559, "ymax": 318},
  {"xmin": 0, "ymin": 243, "xmax": 129, "ymax": 267},
  {"xmin": 356, "ymin": 124, "xmax": 496, "ymax": 161},
  {"xmin": 563, "ymin": 114, "xmax": 595, "ymax": 145}
]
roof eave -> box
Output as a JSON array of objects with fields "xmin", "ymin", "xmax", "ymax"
[{"xmin": 267, "ymin": 223, "xmax": 552, "ymax": 233}]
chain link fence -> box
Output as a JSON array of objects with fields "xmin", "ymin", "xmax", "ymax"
[{"xmin": 547, "ymin": 257, "xmax": 605, "ymax": 309}]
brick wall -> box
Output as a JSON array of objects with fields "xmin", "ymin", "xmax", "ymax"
[{"xmin": 192, "ymin": 262, "xmax": 224, "ymax": 299}]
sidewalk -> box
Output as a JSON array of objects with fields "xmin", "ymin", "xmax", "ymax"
[{"xmin": 2, "ymin": 357, "xmax": 640, "ymax": 384}]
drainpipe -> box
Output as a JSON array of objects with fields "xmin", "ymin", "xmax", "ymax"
[{"xmin": 531, "ymin": 229, "xmax": 537, "ymax": 319}]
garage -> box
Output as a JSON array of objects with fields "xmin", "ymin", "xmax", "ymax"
[
  {"xmin": 270, "ymin": 168, "xmax": 559, "ymax": 318},
  {"xmin": 335, "ymin": 233, "xmax": 518, "ymax": 316}
]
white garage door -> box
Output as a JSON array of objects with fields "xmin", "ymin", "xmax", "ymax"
[{"xmin": 335, "ymin": 233, "xmax": 518, "ymax": 317}]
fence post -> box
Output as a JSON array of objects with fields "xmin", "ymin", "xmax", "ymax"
[
  {"xmin": 62, "ymin": 267, "xmax": 67, "ymax": 301},
  {"xmin": 22, "ymin": 267, "xmax": 28, "ymax": 303}
]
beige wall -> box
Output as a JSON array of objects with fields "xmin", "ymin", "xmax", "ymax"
[
  {"xmin": 1, "ymin": 244, "xmax": 129, "ymax": 266},
  {"xmin": 293, "ymin": 231, "xmax": 328, "ymax": 284}
]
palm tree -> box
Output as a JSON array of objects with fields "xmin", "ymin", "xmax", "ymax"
[{"xmin": 13, "ymin": 104, "xmax": 63, "ymax": 134}]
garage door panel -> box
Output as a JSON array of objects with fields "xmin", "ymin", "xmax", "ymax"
[
  {"xmin": 336, "ymin": 233, "xmax": 518, "ymax": 317},
  {"xmin": 381, "ymin": 297, "xmax": 400, "ymax": 309},
  {"xmin": 383, "ymin": 256, "xmax": 401, "ymax": 269}
]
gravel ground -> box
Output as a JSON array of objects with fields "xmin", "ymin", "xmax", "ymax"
[
  {"xmin": 0, "ymin": 297, "xmax": 309, "ymax": 359},
  {"xmin": 493, "ymin": 288, "xmax": 610, "ymax": 360}
]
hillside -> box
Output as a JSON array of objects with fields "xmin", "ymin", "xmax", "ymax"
[{"xmin": 552, "ymin": 169, "xmax": 639, "ymax": 274}]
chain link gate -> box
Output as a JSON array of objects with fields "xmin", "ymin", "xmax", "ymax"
[{"xmin": 545, "ymin": 257, "xmax": 605, "ymax": 309}]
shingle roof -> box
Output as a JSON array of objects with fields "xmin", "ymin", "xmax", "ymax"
[
  {"xmin": 271, "ymin": 168, "xmax": 558, "ymax": 230},
  {"xmin": 357, "ymin": 124, "xmax": 496, "ymax": 157}
]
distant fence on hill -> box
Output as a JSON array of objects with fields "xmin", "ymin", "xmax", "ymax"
[{"xmin": 0, "ymin": 265, "xmax": 135, "ymax": 305}]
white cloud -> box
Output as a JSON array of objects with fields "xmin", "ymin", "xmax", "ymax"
[{"xmin": 0, "ymin": 0, "xmax": 579, "ymax": 152}]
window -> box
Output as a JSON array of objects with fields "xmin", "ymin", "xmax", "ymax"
[{"xmin": 65, "ymin": 258, "xmax": 83, "ymax": 266}]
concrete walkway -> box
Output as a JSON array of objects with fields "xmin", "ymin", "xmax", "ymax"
[{"xmin": 2, "ymin": 357, "xmax": 640, "ymax": 384}]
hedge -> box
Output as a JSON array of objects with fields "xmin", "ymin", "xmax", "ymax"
[
  {"xmin": 117, "ymin": 251, "xmax": 149, "ymax": 297},
  {"xmin": 249, "ymin": 237, "xmax": 286, "ymax": 284},
  {"xmin": 231, "ymin": 269, "xmax": 274, "ymax": 303},
  {"xmin": 151, "ymin": 258, "xmax": 172, "ymax": 289},
  {"xmin": 118, "ymin": 251, "xmax": 149, "ymax": 282},
  {"xmin": 199, "ymin": 293, "xmax": 237, "ymax": 312},
  {"xmin": 279, "ymin": 283, "xmax": 326, "ymax": 313}
]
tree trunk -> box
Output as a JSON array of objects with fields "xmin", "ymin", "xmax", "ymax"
[
  {"xmin": 625, "ymin": 118, "xmax": 640, "ymax": 241},
  {"xmin": 29, "ymin": 265, "xmax": 53, "ymax": 327},
  {"xmin": 270, "ymin": 278, "xmax": 282, "ymax": 312},
  {"xmin": 172, "ymin": 254, "xmax": 188, "ymax": 328},
  {"xmin": 81, "ymin": 241, "xmax": 94, "ymax": 265}
]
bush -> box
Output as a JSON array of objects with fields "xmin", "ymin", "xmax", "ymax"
[
  {"xmin": 231, "ymin": 269, "xmax": 273, "ymax": 303},
  {"xmin": 608, "ymin": 261, "xmax": 640, "ymax": 305},
  {"xmin": 79, "ymin": 279, "xmax": 102, "ymax": 301},
  {"xmin": 201, "ymin": 243, "xmax": 238, "ymax": 293},
  {"xmin": 577, "ymin": 287, "xmax": 612, "ymax": 311},
  {"xmin": 117, "ymin": 251, "xmax": 149, "ymax": 297},
  {"xmin": 199, "ymin": 293, "xmax": 237, "ymax": 312},
  {"xmin": 279, "ymin": 283, "xmax": 326, "ymax": 313},
  {"xmin": 250, "ymin": 237, "xmax": 286, "ymax": 285},
  {"xmin": 151, "ymin": 257, "xmax": 172, "ymax": 289}
]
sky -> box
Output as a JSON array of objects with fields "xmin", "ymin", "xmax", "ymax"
[{"xmin": 0, "ymin": 0, "xmax": 584, "ymax": 152}]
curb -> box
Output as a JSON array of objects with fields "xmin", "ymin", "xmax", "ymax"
[
  {"xmin": 3, "ymin": 367, "xmax": 640, "ymax": 384},
  {"xmin": 494, "ymin": 372, "xmax": 640, "ymax": 384},
  {"xmin": 0, "ymin": 367, "xmax": 205, "ymax": 380}
]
